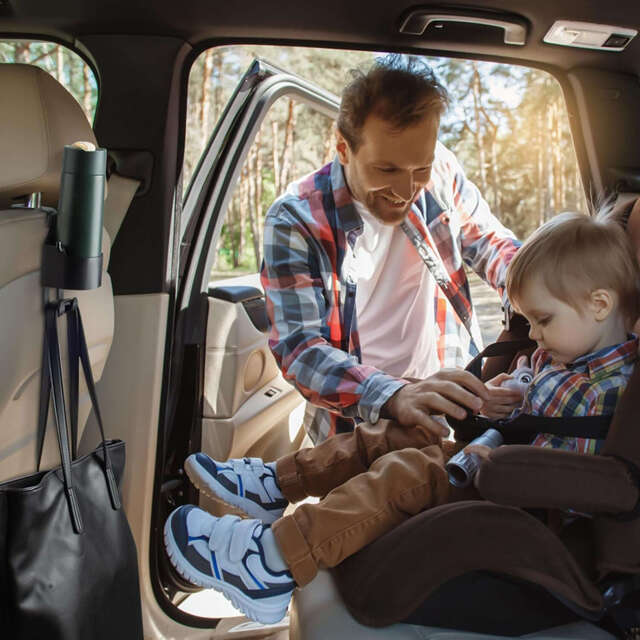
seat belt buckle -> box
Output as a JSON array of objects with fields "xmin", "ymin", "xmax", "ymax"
[{"xmin": 503, "ymin": 300, "xmax": 512, "ymax": 332}]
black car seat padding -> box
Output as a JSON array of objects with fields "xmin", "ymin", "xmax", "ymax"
[
  {"xmin": 402, "ymin": 571, "xmax": 580, "ymax": 637},
  {"xmin": 332, "ymin": 500, "xmax": 604, "ymax": 629}
]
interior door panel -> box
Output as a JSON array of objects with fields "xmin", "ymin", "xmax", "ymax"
[{"xmin": 199, "ymin": 284, "xmax": 305, "ymax": 514}]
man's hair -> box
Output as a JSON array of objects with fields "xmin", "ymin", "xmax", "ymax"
[
  {"xmin": 506, "ymin": 208, "xmax": 640, "ymax": 326},
  {"xmin": 337, "ymin": 54, "xmax": 449, "ymax": 151}
]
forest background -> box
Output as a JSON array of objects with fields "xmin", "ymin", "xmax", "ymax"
[
  {"xmin": 185, "ymin": 45, "xmax": 587, "ymax": 279},
  {"xmin": 1, "ymin": 41, "xmax": 587, "ymax": 280}
]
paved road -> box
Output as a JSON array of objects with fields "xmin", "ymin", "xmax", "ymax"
[{"xmin": 467, "ymin": 269, "xmax": 503, "ymax": 348}]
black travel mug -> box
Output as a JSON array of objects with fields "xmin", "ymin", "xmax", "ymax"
[{"xmin": 56, "ymin": 142, "xmax": 106, "ymax": 260}]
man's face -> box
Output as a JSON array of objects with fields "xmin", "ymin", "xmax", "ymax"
[{"xmin": 337, "ymin": 112, "xmax": 439, "ymax": 226}]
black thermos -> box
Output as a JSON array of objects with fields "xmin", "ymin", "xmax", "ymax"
[{"xmin": 56, "ymin": 142, "xmax": 106, "ymax": 261}]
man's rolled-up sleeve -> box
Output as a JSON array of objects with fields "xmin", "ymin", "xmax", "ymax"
[{"xmin": 261, "ymin": 204, "xmax": 406, "ymax": 424}]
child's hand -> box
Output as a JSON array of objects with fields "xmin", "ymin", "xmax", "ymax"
[
  {"xmin": 463, "ymin": 443, "xmax": 493, "ymax": 461},
  {"xmin": 480, "ymin": 373, "xmax": 523, "ymax": 418}
]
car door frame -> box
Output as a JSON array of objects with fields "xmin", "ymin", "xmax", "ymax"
[{"xmin": 151, "ymin": 57, "xmax": 339, "ymax": 628}]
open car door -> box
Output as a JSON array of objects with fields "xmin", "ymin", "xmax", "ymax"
[{"xmin": 153, "ymin": 59, "xmax": 339, "ymax": 634}]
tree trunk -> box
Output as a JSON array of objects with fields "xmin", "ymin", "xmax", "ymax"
[
  {"xmin": 245, "ymin": 147, "xmax": 261, "ymax": 270},
  {"xmin": 551, "ymin": 101, "xmax": 563, "ymax": 213},
  {"xmin": 238, "ymin": 170, "xmax": 247, "ymax": 264},
  {"xmin": 537, "ymin": 110, "xmax": 544, "ymax": 226},
  {"xmin": 213, "ymin": 52, "xmax": 224, "ymax": 124},
  {"xmin": 279, "ymin": 99, "xmax": 296, "ymax": 190},
  {"xmin": 229, "ymin": 200, "xmax": 240, "ymax": 269},
  {"xmin": 13, "ymin": 42, "xmax": 29, "ymax": 63},
  {"xmin": 83, "ymin": 66, "xmax": 92, "ymax": 119},
  {"xmin": 322, "ymin": 120, "xmax": 335, "ymax": 165},
  {"xmin": 272, "ymin": 120, "xmax": 280, "ymax": 194},
  {"xmin": 543, "ymin": 107, "xmax": 553, "ymax": 219},
  {"xmin": 255, "ymin": 131, "xmax": 264, "ymax": 266},
  {"xmin": 489, "ymin": 132, "xmax": 501, "ymax": 217},
  {"xmin": 200, "ymin": 49, "xmax": 214, "ymax": 139},
  {"xmin": 471, "ymin": 63, "xmax": 487, "ymax": 194},
  {"xmin": 56, "ymin": 45, "xmax": 64, "ymax": 83}
]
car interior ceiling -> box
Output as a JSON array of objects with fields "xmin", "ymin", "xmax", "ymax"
[{"xmin": 4, "ymin": 0, "xmax": 640, "ymax": 636}]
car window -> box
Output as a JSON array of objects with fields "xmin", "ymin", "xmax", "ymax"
[
  {"xmin": 185, "ymin": 45, "xmax": 586, "ymax": 346},
  {"xmin": 0, "ymin": 40, "xmax": 97, "ymax": 123}
]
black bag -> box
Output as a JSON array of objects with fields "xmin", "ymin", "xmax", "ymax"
[{"xmin": 0, "ymin": 299, "xmax": 143, "ymax": 639}]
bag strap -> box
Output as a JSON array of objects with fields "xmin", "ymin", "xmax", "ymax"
[
  {"xmin": 43, "ymin": 302, "xmax": 84, "ymax": 534},
  {"xmin": 35, "ymin": 320, "xmax": 51, "ymax": 471},
  {"xmin": 67, "ymin": 300, "xmax": 80, "ymax": 459},
  {"xmin": 37, "ymin": 298, "xmax": 121, "ymax": 533},
  {"xmin": 69, "ymin": 300, "xmax": 121, "ymax": 510},
  {"xmin": 400, "ymin": 219, "xmax": 480, "ymax": 354}
]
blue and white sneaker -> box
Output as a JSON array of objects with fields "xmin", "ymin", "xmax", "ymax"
[
  {"xmin": 164, "ymin": 506, "xmax": 295, "ymax": 624},
  {"xmin": 184, "ymin": 453, "xmax": 288, "ymax": 524}
]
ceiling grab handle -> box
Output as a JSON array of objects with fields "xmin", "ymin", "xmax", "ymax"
[{"xmin": 399, "ymin": 10, "xmax": 527, "ymax": 46}]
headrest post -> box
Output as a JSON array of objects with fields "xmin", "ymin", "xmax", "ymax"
[{"xmin": 27, "ymin": 192, "xmax": 42, "ymax": 209}]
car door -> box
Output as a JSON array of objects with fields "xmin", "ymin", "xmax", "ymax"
[{"xmin": 156, "ymin": 58, "xmax": 339, "ymax": 630}]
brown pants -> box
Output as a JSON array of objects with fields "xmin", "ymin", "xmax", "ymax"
[{"xmin": 271, "ymin": 420, "xmax": 474, "ymax": 586}]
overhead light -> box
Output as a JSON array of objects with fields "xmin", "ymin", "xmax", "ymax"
[{"xmin": 544, "ymin": 20, "xmax": 637, "ymax": 51}]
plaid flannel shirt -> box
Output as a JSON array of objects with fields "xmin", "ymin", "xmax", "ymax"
[
  {"xmin": 261, "ymin": 142, "xmax": 520, "ymax": 443},
  {"xmin": 526, "ymin": 336, "xmax": 638, "ymax": 454}
]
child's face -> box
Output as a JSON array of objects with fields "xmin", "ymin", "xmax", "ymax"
[{"xmin": 515, "ymin": 277, "xmax": 614, "ymax": 364}]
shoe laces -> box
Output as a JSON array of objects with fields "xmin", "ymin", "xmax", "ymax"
[{"xmin": 208, "ymin": 514, "xmax": 262, "ymax": 563}]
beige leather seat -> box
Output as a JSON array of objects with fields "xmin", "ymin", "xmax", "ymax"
[{"xmin": 0, "ymin": 63, "xmax": 114, "ymax": 482}]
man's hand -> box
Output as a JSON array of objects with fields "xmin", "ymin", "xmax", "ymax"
[
  {"xmin": 480, "ymin": 373, "xmax": 524, "ymax": 419},
  {"xmin": 382, "ymin": 369, "xmax": 489, "ymax": 437}
]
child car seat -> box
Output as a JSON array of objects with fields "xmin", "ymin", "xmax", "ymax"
[
  {"xmin": 293, "ymin": 200, "xmax": 640, "ymax": 638},
  {"xmin": 330, "ymin": 334, "xmax": 640, "ymax": 637}
]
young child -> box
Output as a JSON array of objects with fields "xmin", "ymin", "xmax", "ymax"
[{"xmin": 164, "ymin": 209, "xmax": 640, "ymax": 624}]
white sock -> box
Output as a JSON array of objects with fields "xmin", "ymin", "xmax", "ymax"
[
  {"xmin": 265, "ymin": 461, "xmax": 284, "ymax": 493},
  {"xmin": 260, "ymin": 526, "xmax": 292, "ymax": 576}
]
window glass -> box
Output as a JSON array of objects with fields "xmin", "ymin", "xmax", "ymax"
[
  {"xmin": 186, "ymin": 45, "xmax": 586, "ymax": 346},
  {"xmin": 0, "ymin": 40, "xmax": 98, "ymax": 123},
  {"xmin": 209, "ymin": 97, "xmax": 335, "ymax": 281}
]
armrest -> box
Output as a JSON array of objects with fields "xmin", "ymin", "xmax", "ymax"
[{"xmin": 475, "ymin": 445, "xmax": 639, "ymax": 514}]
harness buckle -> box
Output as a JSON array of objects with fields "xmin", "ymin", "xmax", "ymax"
[{"xmin": 503, "ymin": 300, "xmax": 512, "ymax": 332}]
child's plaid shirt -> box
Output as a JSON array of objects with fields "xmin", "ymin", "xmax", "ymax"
[
  {"xmin": 526, "ymin": 336, "xmax": 639, "ymax": 454},
  {"xmin": 261, "ymin": 142, "xmax": 520, "ymax": 443}
]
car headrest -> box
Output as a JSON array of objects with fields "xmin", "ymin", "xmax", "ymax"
[
  {"xmin": 0, "ymin": 63, "xmax": 97, "ymax": 209},
  {"xmin": 627, "ymin": 197, "xmax": 640, "ymax": 261}
]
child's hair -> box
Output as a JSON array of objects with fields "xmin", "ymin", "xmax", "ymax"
[{"xmin": 506, "ymin": 207, "xmax": 640, "ymax": 326}]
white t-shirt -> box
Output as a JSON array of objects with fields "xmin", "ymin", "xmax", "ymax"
[{"xmin": 343, "ymin": 201, "xmax": 440, "ymax": 380}]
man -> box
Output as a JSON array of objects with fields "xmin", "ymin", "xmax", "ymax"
[
  {"xmin": 162, "ymin": 55, "xmax": 524, "ymax": 620},
  {"xmin": 262, "ymin": 54, "xmax": 521, "ymax": 443}
]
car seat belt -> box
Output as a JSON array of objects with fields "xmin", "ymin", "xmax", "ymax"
[
  {"xmin": 103, "ymin": 173, "xmax": 140, "ymax": 244},
  {"xmin": 448, "ymin": 339, "xmax": 612, "ymax": 444}
]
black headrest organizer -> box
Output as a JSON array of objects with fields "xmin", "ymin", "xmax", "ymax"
[{"xmin": 448, "ymin": 339, "xmax": 612, "ymax": 445}]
